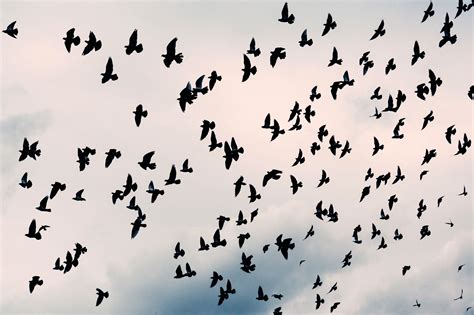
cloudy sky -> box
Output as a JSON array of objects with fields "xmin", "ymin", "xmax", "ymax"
[{"xmin": 1, "ymin": 0, "xmax": 472, "ymax": 314}]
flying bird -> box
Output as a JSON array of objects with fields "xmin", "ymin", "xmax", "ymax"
[
  {"xmin": 278, "ymin": 2, "xmax": 295, "ymax": 24},
  {"xmin": 247, "ymin": 37, "xmax": 261, "ymax": 56},
  {"xmin": 96, "ymin": 288, "xmax": 109, "ymax": 306},
  {"xmin": 125, "ymin": 29, "xmax": 143, "ymax": 55},
  {"xmin": 63, "ymin": 28, "xmax": 80, "ymax": 52},
  {"xmin": 133, "ymin": 104, "xmax": 148, "ymax": 127},
  {"xmin": 370, "ymin": 20, "xmax": 386, "ymax": 40},
  {"xmin": 162, "ymin": 37, "xmax": 183, "ymax": 67},
  {"xmin": 82, "ymin": 31, "xmax": 102, "ymax": 55},
  {"xmin": 421, "ymin": 1, "xmax": 434, "ymax": 23},
  {"xmin": 3, "ymin": 21, "xmax": 18, "ymax": 38},
  {"xmin": 101, "ymin": 57, "xmax": 118, "ymax": 83},
  {"xmin": 25, "ymin": 219, "xmax": 49, "ymax": 240},
  {"xmin": 242, "ymin": 54, "xmax": 257, "ymax": 82},
  {"xmin": 322, "ymin": 14, "xmax": 337, "ymax": 36}
]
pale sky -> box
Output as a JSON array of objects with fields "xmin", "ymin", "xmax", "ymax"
[{"xmin": 1, "ymin": 1, "xmax": 473, "ymax": 314}]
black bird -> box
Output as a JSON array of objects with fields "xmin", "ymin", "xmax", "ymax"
[
  {"xmin": 248, "ymin": 184, "xmax": 261, "ymax": 203},
  {"xmin": 73, "ymin": 189, "xmax": 86, "ymax": 201},
  {"xmin": 362, "ymin": 60, "xmax": 374, "ymax": 76},
  {"xmin": 314, "ymin": 200, "xmax": 328, "ymax": 220},
  {"xmin": 217, "ymin": 287, "xmax": 229, "ymax": 306},
  {"xmin": 275, "ymin": 234, "xmax": 295, "ymax": 260},
  {"xmin": 198, "ymin": 237, "xmax": 210, "ymax": 251},
  {"xmin": 428, "ymin": 69, "xmax": 442, "ymax": 96},
  {"xmin": 310, "ymin": 86, "xmax": 321, "ymax": 101},
  {"xmin": 96, "ymin": 289, "xmax": 109, "ymax": 307},
  {"xmin": 111, "ymin": 190, "xmax": 124, "ymax": 204},
  {"xmin": 123, "ymin": 174, "xmax": 138, "ymax": 197},
  {"xmin": 138, "ymin": 151, "xmax": 156, "ymax": 170},
  {"xmin": 317, "ymin": 169, "xmax": 330, "ymax": 188},
  {"xmin": 360, "ymin": 185, "xmax": 371, "ymax": 202},
  {"xmin": 310, "ymin": 142, "xmax": 321, "ymax": 155},
  {"xmin": 340, "ymin": 140, "xmax": 351, "ymax": 158},
  {"xmin": 415, "ymin": 83, "xmax": 430, "ymax": 100},
  {"xmin": 36, "ymin": 196, "xmax": 51, "ymax": 212},
  {"xmin": 290, "ymin": 175, "xmax": 303, "ymax": 194},
  {"xmin": 413, "ymin": 300, "xmax": 421, "ymax": 308},
  {"xmin": 454, "ymin": 289, "xmax": 464, "ymax": 301},
  {"xmin": 328, "ymin": 282, "xmax": 338, "ymax": 294},
  {"xmin": 82, "ymin": 31, "xmax": 102, "ymax": 56},
  {"xmin": 353, "ymin": 225, "xmax": 362, "ymax": 244},
  {"xmin": 217, "ymin": 215, "xmax": 230, "ymax": 230},
  {"xmin": 459, "ymin": 186, "xmax": 468, "ymax": 196},
  {"xmin": 420, "ymin": 225, "xmax": 431, "ymax": 239},
  {"xmin": 380, "ymin": 209, "xmax": 389, "ymax": 220},
  {"xmin": 178, "ymin": 82, "xmax": 197, "ymax": 112},
  {"xmin": 19, "ymin": 138, "xmax": 41, "ymax": 161},
  {"xmin": 76, "ymin": 147, "xmax": 95, "ymax": 171},
  {"xmin": 371, "ymin": 223, "xmax": 381, "ymax": 239},
  {"xmin": 270, "ymin": 119, "xmax": 286, "ymax": 141},
  {"xmin": 445, "ymin": 125, "xmax": 457, "ymax": 144},
  {"xmin": 263, "ymin": 169, "xmax": 283, "ymax": 187},
  {"xmin": 53, "ymin": 258, "xmax": 64, "ymax": 271},
  {"xmin": 208, "ymin": 71, "xmax": 222, "ymax": 91},
  {"xmin": 322, "ymin": 14, "xmax": 337, "ymax": 36},
  {"xmin": 200, "ymin": 120, "xmax": 216, "ymax": 140},
  {"xmin": 211, "ymin": 229, "xmax": 227, "ymax": 247},
  {"xmin": 328, "ymin": 47, "xmax": 342, "ymax": 67},
  {"xmin": 250, "ymin": 209, "xmax": 259, "ymax": 222},
  {"xmin": 288, "ymin": 101, "xmax": 301, "ymax": 122},
  {"xmin": 101, "ymin": 57, "xmax": 118, "ymax": 83},
  {"xmin": 256, "ymin": 286, "xmax": 268, "ymax": 301},
  {"xmin": 458, "ymin": 264, "xmax": 465, "ymax": 272},
  {"xmin": 193, "ymin": 75, "xmax": 209, "ymax": 95},
  {"xmin": 445, "ymin": 220, "xmax": 454, "ymax": 227},
  {"xmin": 63, "ymin": 251, "xmax": 78, "ymax": 273},
  {"xmin": 312, "ymin": 275, "xmax": 323, "ymax": 289},
  {"xmin": 162, "ymin": 37, "xmax": 183, "ymax": 67},
  {"xmin": 455, "ymin": 0, "xmax": 467, "ymax": 18},
  {"xmin": 242, "ymin": 54, "xmax": 257, "ymax": 82},
  {"xmin": 393, "ymin": 166, "xmax": 405, "ymax": 184},
  {"xmin": 272, "ymin": 294, "xmax": 283, "ymax": 300},
  {"xmin": 365, "ymin": 168, "xmax": 374, "ymax": 181},
  {"xmin": 377, "ymin": 236, "xmax": 387, "ymax": 250},
  {"xmin": 270, "ymin": 47, "xmax": 286, "ymax": 68},
  {"xmin": 19, "ymin": 172, "xmax": 32, "ymax": 189},
  {"xmin": 25, "ymin": 219, "xmax": 49, "ymax": 240},
  {"xmin": 411, "ymin": 41, "xmax": 425, "ymax": 65},
  {"xmin": 421, "ymin": 1, "xmax": 434, "ymax": 23},
  {"xmin": 468, "ymin": 85, "xmax": 474, "ymax": 100},
  {"xmin": 315, "ymin": 294, "xmax": 325, "ymax": 310},
  {"xmin": 303, "ymin": 225, "xmax": 314, "ymax": 240},
  {"xmin": 278, "ymin": 2, "xmax": 295, "ymax": 24},
  {"xmin": 330, "ymin": 302, "xmax": 341, "ymax": 313},
  {"xmin": 299, "ymin": 29, "xmax": 313, "ymax": 47},
  {"xmin": 131, "ymin": 208, "xmax": 146, "ymax": 239},
  {"xmin": 165, "ymin": 165, "xmax": 181, "ymax": 185},
  {"xmin": 417, "ymin": 199, "xmax": 427, "ymax": 219},
  {"xmin": 292, "ymin": 148, "xmax": 305, "ymax": 166},
  {"xmin": 370, "ymin": 20, "xmax": 386, "ymax": 40},
  {"xmin": 174, "ymin": 242, "xmax": 185, "ymax": 259},
  {"xmin": 328, "ymin": 135, "xmax": 342, "ymax": 156},
  {"xmin": 73, "ymin": 243, "xmax": 87, "ymax": 262},
  {"xmin": 437, "ymin": 196, "xmax": 444, "ymax": 207},
  {"xmin": 210, "ymin": 271, "xmax": 223, "ymax": 288},
  {"xmin": 318, "ymin": 125, "xmax": 329, "ymax": 142},
  {"xmin": 262, "ymin": 244, "xmax": 270, "ymax": 253},
  {"xmin": 133, "ymin": 104, "xmax": 148, "ymax": 127},
  {"xmin": 289, "ymin": 116, "xmax": 301, "ymax": 131},
  {"xmin": 421, "ymin": 148, "xmax": 437, "ymax": 165},
  {"xmin": 180, "ymin": 159, "xmax": 193, "ymax": 173},
  {"xmin": 439, "ymin": 13, "xmax": 457, "ymax": 47},
  {"xmin": 234, "ymin": 176, "xmax": 246, "ymax": 197},
  {"xmin": 342, "ymin": 250, "xmax": 352, "ymax": 267},
  {"xmin": 372, "ymin": 137, "xmax": 384, "ymax": 156},
  {"xmin": 3, "ymin": 21, "xmax": 18, "ymax": 38},
  {"xmin": 422, "ymin": 110, "xmax": 434, "ymax": 130},
  {"xmin": 125, "ymin": 29, "xmax": 143, "ymax": 55},
  {"xmin": 49, "ymin": 181, "xmax": 66, "ymax": 199},
  {"xmin": 392, "ymin": 118, "xmax": 405, "ymax": 139},
  {"xmin": 419, "ymin": 170, "xmax": 429, "ymax": 180},
  {"xmin": 330, "ymin": 80, "xmax": 341, "ymax": 99},
  {"xmin": 63, "ymin": 28, "xmax": 80, "ymax": 53},
  {"xmin": 394, "ymin": 229, "xmax": 403, "ymax": 240},
  {"xmin": 174, "ymin": 265, "xmax": 185, "ymax": 279},
  {"xmin": 208, "ymin": 131, "xmax": 222, "ymax": 151},
  {"xmin": 360, "ymin": 51, "xmax": 370, "ymax": 65},
  {"xmin": 371, "ymin": 87, "xmax": 382, "ymax": 100},
  {"xmin": 105, "ymin": 149, "xmax": 121, "ymax": 168},
  {"xmin": 29, "ymin": 276, "xmax": 43, "ymax": 293},
  {"xmin": 385, "ymin": 58, "xmax": 396, "ymax": 75},
  {"xmin": 238, "ymin": 233, "xmax": 251, "ymax": 248},
  {"xmin": 273, "ymin": 307, "xmax": 283, "ymax": 315},
  {"xmin": 247, "ymin": 37, "xmax": 261, "ymax": 57},
  {"xmin": 388, "ymin": 194, "xmax": 398, "ymax": 210}
]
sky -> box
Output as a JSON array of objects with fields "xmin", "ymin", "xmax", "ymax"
[{"xmin": 1, "ymin": 0, "xmax": 473, "ymax": 314}]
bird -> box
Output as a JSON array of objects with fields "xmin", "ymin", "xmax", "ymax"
[
  {"xmin": 340, "ymin": 141, "xmax": 351, "ymax": 158},
  {"xmin": 413, "ymin": 300, "xmax": 421, "ymax": 308},
  {"xmin": 445, "ymin": 220, "xmax": 454, "ymax": 227},
  {"xmin": 19, "ymin": 138, "xmax": 41, "ymax": 161},
  {"xmin": 200, "ymin": 120, "xmax": 216, "ymax": 140},
  {"xmin": 370, "ymin": 20, "xmax": 385, "ymax": 40},
  {"xmin": 73, "ymin": 189, "xmax": 86, "ymax": 201},
  {"xmin": 3, "ymin": 21, "xmax": 18, "ymax": 38},
  {"xmin": 315, "ymin": 293, "xmax": 325, "ymax": 310},
  {"xmin": 385, "ymin": 58, "xmax": 396, "ymax": 75},
  {"xmin": 455, "ymin": 0, "xmax": 467, "ymax": 18},
  {"xmin": 101, "ymin": 57, "xmax": 118, "ymax": 83},
  {"xmin": 193, "ymin": 75, "xmax": 209, "ymax": 95},
  {"xmin": 360, "ymin": 185, "xmax": 371, "ymax": 202},
  {"xmin": 278, "ymin": 2, "xmax": 295, "ymax": 24},
  {"xmin": 388, "ymin": 194, "xmax": 398, "ymax": 210},
  {"xmin": 211, "ymin": 229, "xmax": 227, "ymax": 248},
  {"xmin": 419, "ymin": 170, "xmax": 429, "ymax": 180},
  {"xmin": 162, "ymin": 37, "xmax": 183, "ymax": 67},
  {"xmin": 312, "ymin": 275, "xmax": 323, "ymax": 289},
  {"xmin": 421, "ymin": 1, "xmax": 434, "ymax": 23},
  {"xmin": 272, "ymin": 294, "xmax": 283, "ymax": 300},
  {"xmin": 292, "ymin": 149, "xmax": 305, "ymax": 167},
  {"xmin": 125, "ymin": 29, "xmax": 143, "ymax": 55},
  {"xmin": 19, "ymin": 172, "xmax": 32, "ymax": 189},
  {"xmin": 380, "ymin": 209, "xmax": 389, "ymax": 220},
  {"xmin": 63, "ymin": 251, "xmax": 78, "ymax": 273},
  {"xmin": 416, "ymin": 83, "xmax": 430, "ymax": 100},
  {"xmin": 372, "ymin": 137, "xmax": 384, "ymax": 156},
  {"xmin": 210, "ymin": 271, "xmax": 223, "ymax": 288},
  {"xmin": 317, "ymin": 169, "xmax": 330, "ymax": 188},
  {"xmin": 82, "ymin": 31, "xmax": 102, "ymax": 55},
  {"xmin": 25, "ymin": 219, "xmax": 49, "ymax": 240},
  {"xmin": 454, "ymin": 289, "xmax": 464, "ymax": 301},
  {"xmin": 328, "ymin": 136, "xmax": 342, "ymax": 156},
  {"xmin": 377, "ymin": 237, "xmax": 387, "ymax": 250},
  {"xmin": 29, "ymin": 276, "xmax": 43, "ymax": 293},
  {"xmin": 242, "ymin": 54, "xmax": 257, "ymax": 82},
  {"xmin": 262, "ymin": 244, "xmax": 270, "ymax": 253},
  {"xmin": 353, "ymin": 225, "xmax": 362, "ymax": 244},
  {"xmin": 342, "ymin": 251, "xmax": 352, "ymax": 267},
  {"xmin": 105, "ymin": 149, "xmax": 121, "ymax": 168},
  {"xmin": 122, "ymin": 174, "xmax": 138, "ymax": 197},
  {"xmin": 412, "ymin": 41, "xmax": 425, "ymax": 65},
  {"xmin": 198, "ymin": 237, "xmax": 210, "ymax": 251},
  {"xmin": 270, "ymin": 47, "xmax": 286, "ymax": 68},
  {"xmin": 394, "ymin": 229, "xmax": 403, "ymax": 241},
  {"xmin": 393, "ymin": 166, "xmax": 405, "ymax": 184},
  {"xmin": 256, "ymin": 286, "xmax": 268, "ymax": 301},
  {"xmin": 217, "ymin": 215, "xmax": 230, "ymax": 230},
  {"xmin": 133, "ymin": 104, "xmax": 148, "ymax": 127},
  {"xmin": 178, "ymin": 82, "xmax": 197, "ymax": 112},
  {"xmin": 310, "ymin": 86, "xmax": 321, "ymax": 101},
  {"xmin": 247, "ymin": 37, "xmax": 261, "ymax": 57},
  {"xmin": 131, "ymin": 208, "xmax": 147, "ymax": 239},
  {"xmin": 402, "ymin": 265, "xmax": 411, "ymax": 276},
  {"xmin": 422, "ymin": 110, "xmax": 434, "ymax": 130},
  {"xmin": 365, "ymin": 168, "xmax": 374, "ymax": 181},
  {"xmin": 328, "ymin": 47, "xmax": 342, "ymax": 66},
  {"xmin": 96, "ymin": 288, "xmax": 109, "ymax": 306},
  {"xmin": 275, "ymin": 234, "xmax": 295, "ymax": 260},
  {"xmin": 459, "ymin": 186, "xmax": 468, "ymax": 196},
  {"xmin": 445, "ymin": 125, "xmax": 457, "ymax": 144},
  {"xmin": 53, "ymin": 258, "xmax": 64, "ymax": 271},
  {"xmin": 248, "ymin": 184, "xmax": 261, "ymax": 203},
  {"xmin": 458, "ymin": 264, "xmax": 465, "ymax": 272},
  {"xmin": 303, "ymin": 225, "xmax": 314, "ymax": 240},
  {"xmin": 263, "ymin": 169, "xmax": 283, "ymax": 187},
  {"xmin": 173, "ymin": 242, "xmax": 185, "ymax": 259},
  {"xmin": 208, "ymin": 131, "xmax": 222, "ymax": 151},
  {"xmin": 250, "ymin": 209, "xmax": 259, "ymax": 222},
  {"xmin": 180, "ymin": 159, "xmax": 193, "ymax": 173},
  {"xmin": 238, "ymin": 233, "xmax": 251, "ymax": 248},
  {"xmin": 208, "ymin": 71, "xmax": 222, "ymax": 91},
  {"xmin": 50, "ymin": 182, "xmax": 66, "ymax": 199},
  {"xmin": 63, "ymin": 28, "xmax": 80, "ymax": 52},
  {"xmin": 322, "ymin": 14, "xmax": 337, "ymax": 36},
  {"xmin": 371, "ymin": 107, "xmax": 382, "ymax": 119},
  {"xmin": 165, "ymin": 165, "xmax": 181, "ymax": 185},
  {"xmin": 437, "ymin": 196, "xmax": 444, "ymax": 207},
  {"xmin": 240, "ymin": 252, "xmax": 255, "ymax": 273},
  {"xmin": 328, "ymin": 282, "xmax": 338, "ymax": 294},
  {"xmin": 36, "ymin": 196, "xmax": 51, "ymax": 212},
  {"xmin": 421, "ymin": 148, "xmax": 437, "ymax": 165},
  {"xmin": 428, "ymin": 69, "xmax": 442, "ymax": 96},
  {"xmin": 330, "ymin": 302, "xmax": 341, "ymax": 313},
  {"xmin": 138, "ymin": 151, "xmax": 156, "ymax": 170},
  {"xmin": 371, "ymin": 223, "xmax": 381, "ymax": 239},
  {"xmin": 299, "ymin": 29, "xmax": 313, "ymax": 47}
]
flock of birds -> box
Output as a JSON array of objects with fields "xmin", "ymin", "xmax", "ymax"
[{"xmin": 4, "ymin": 0, "xmax": 473, "ymax": 313}]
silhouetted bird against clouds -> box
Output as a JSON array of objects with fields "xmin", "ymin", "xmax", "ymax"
[
  {"xmin": 165, "ymin": 165, "xmax": 181, "ymax": 185},
  {"xmin": 322, "ymin": 14, "xmax": 337, "ymax": 36},
  {"xmin": 242, "ymin": 54, "xmax": 257, "ymax": 82},
  {"xmin": 29, "ymin": 276, "xmax": 43, "ymax": 293},
  {"xmin": 82, "ymin": 31, "xmax": 102, "ymax": 55},
  {"xmin": 105, "ymin": 149, "xmax": 121, "ymax": 168},
  {"xmin": 19, "ymin": 172, "xmax": 32, "ymax": 189},
  {"xmin": 73, "ymin": 189, "xmax": 86, "ymax": 201},
  {"xmin": 278, "ymin": 2, "xmax": 295, "ymax": 24},
  {"xmin": 370, "ymin": 20, "xmax": 385, "ymax": 40},
  {"xmin": 133, "ymin": 104, "xmax": 148, "ymax": 127},
  {"xmin": 299, "ymin": 29, "xmax": 313, "ymax": 47},
  {"xmin": 270, "ymin": 47, "xmax": 286, "ymax": 68},
  {"xmin": 3, "ymin": 21, "xmax": 18, "ymax": 38},
  {"xmin": 96, "ymin": 288, "xmax": 109, "ymax": 306},
  {"xmin": 63, "ymin": 28, "xmax": 80, "ymax": 52},
  {"xmin": 125, "ymin": 29, "xmax": 143, "ymax": 55},
  {"xmin": 208, "ymin": 71, "xmax": 222, "ymax": 91},
  {"xmin": 25, "ymin": 219, "xmax": 49, "ymax": 240},
  {"xmin": 162, "ymin": 37, "xmax": 183, "ymax": 67},
  {"xmin": 101, "ymin": 57, "xmax": 118, "ymax": 83},
  {"xmin": 19, "ymin": 138, "xmax": 41, "ymax": 161},
  {"xmin": 421, "ymin": 1, "xmax": 435, "ymax": 23},
  {"xmin": 247, "ymin": 37, "xmax": 261, "ymax": 56}
]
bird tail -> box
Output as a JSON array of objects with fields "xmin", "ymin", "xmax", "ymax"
[
  {"xmin": 254, "ymin": 49, "xmax": 261, "ymax": 57},
  {"xmin": 73, "ymin": 37, "xmax": 80, "ymax": 46},
  {"xmin": 149, "ymin": 163, "xmax": 156, "ymax": 169},
  {"xmin": 174, "ymin": 53, "xmax": 184, "ymax": 64},
  {"xmin": 250, "ymin": 66, "xmax": 257, "ymax": 75},
  {"xmin": 95, "ymin": 41, "xmax": 102, "ymax": 51},
  {"xmin": 135, "ymin": 44, "xmax": 143, "ymax": 53},
  {"xmin": 288, "ymin": 15, "xmax": 295, "ymax": 24},
  {"xmin": 142, "ymin": 110, "xmax": 148, "ymax": 117},
  {"xmin": 307, "ymin": 39, "xmax": 313, "ymax": 46}
]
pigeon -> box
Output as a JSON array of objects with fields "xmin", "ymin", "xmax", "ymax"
[
  {"xmin": 208, "ymin": 71, "xmax": 222, "ymax": 91},
  {"xmin": 101, "ymin": 57, "xmax": 118, "ymax": 83},
  {"xmin": 370, "ymin": 20, "xmax": 386, "ymax": 40},
  {"xmin": 411, "ymin": 41, "xmax": 425, "ymax": 65},
  {"xmin": 247, "ymin": 37, "xmax": 261, "ymax": 57},
  {"xmin": 263, "ymin": 169, "xmax": 283, "ymax": 187},
  {"xmin": 256, "ymin": 286, "xmax": 268, "ymax": 301},
  {"xmin": 210, "ymin": 271, "xmax": 223, "ymax": 288},
  {"xmin": 242, "ymin": 54, "xmax": 257, "ymax": 82},
  {"xmin": 198, "ymin": 237, "xmax": 210, "ymax": 251},
  {"xmin": 96, "ymin": 288, "xmax": 109, "ymax": 306},
  {"xmin": 25, "ymin": 219, "xmax": 49, "ymax": 240},
  {"xmin": 36, "ymin": 196, "xmax": 51, "ymax": 212},
  {"xmin": 173, "ymin": 242, "xmax": 185, "ymax": 259},
  {"xmin": 82, "ymin": 31, "xmax": 102, "ymax": 55},
  {"xmin": 328, "ymin": 47, "xmax": 342, "ymax": 67},
  {"xmin": 421, "ymin": 1, "xmax": 435, "ymax": 23},
  {"xmin": 165, "ymin": 165, "xmax": 181, "ymax": 185},
  {"xmin": 29, "ymin": 276, "xmax": 43, "ymax": 293},
  {"xmin": 278, "ymin": 2, "xmax": 295, "ymax": 24},
  {"xmin": 322, "ymin": 14, "xmax": 337, "ymax": 36},
  {"xmin": 63, "ymin": 28, "xmax": 80, "ymax": 52},
  {"xmin": 73, "ymin": 189, "xmax": 86, "ymax": 201},
  {"xmin": 162, "ymin": 37, "xmax": 183, "ymax": 67},
  {"xmin": 315, "ymin": 293, "xmax": 325, "ymax": 310},
  {"xmin": 133, "ymin": 104, "xmax": 148, "ymax": 127},
  {"xmin": 138, "ymin": 151, "xmax": 156, "ymax": 170},
  {"xmin": 125, "ymin": 29, "xmax": 143, "ymax": 55},
  {"xmin": 299, "ymin": 29, "xmax": 313, "ymax": 47},
  {"xmin": 105, "ymin": 149, "xmax": 121, "ymax": 168},
  {"xmin": 3, "ymin": 21, "xmax": 18, "ymax": 38},
  {"xmin": 402, "ymin": 265, "xmax": 411, "ymax": 276},
  {"xmin": 270, "ymin": 47, "xmax": 286, "ymax": 68},
  {"xmin": 19, "ymin": 172, "xmax": 32, "ymax": 189}
]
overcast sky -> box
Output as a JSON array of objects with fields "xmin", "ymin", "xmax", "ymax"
[{"xmin": 1, "ymin": 1, "xmax": 473, "ymax": 314}]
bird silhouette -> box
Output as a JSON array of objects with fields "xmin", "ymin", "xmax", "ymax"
[
  {"xmin": 385, "ymin": 58, "xmax": 396, "ymax": 75},
  {"xmin": 275, "ymin": 234, "xmax": 295, "ymax": 259},
  {"xmin": 310, "ymin": 86, "xmax": 322, "ymax": 101},
  {"xmin": 19, "ymin": 172, "xmax": 32, "ymax": 189},
  {"xmin": 210, "ymin": 271, "xmax": 223, "ymax": 288},
  {"xmin": 198, "ymin": 236, "xmax": 210, "ymax": 251},
  {"xmin": 208, "ymin": 71, "xmax": 222, "ymax": 91},
  {"xmin": 263, "ymin": 169, "xmax": 283, "ymax": 187},
  {"xmin": 193, "ymin": 75, "xmax": 209, "ymax": 95},
  {"xmin": 242, "ymin": 54, "xmax": 257, "ymax": 82},
  {"xmin": 25, "ymin": 219, "xmax": 49, "ymax": 240},
  {"xmin": 412, "ymin": 41, "xmax": 425, "ymax": 65},
  {"xmin": 402, "ymin": 265, "xmax": 411, "ymax": 276},
  {"xmin": 105, "ymin": 149, "xmax": 121, "ymax": 168},
  {"xmin": 131, "ymin": 208, "xmax": 147, "ymax": 239},
  {"xmin": 73, "ymin": 189, "xmax": 86, "ymax": 201},
  {"xmin": 421, "ymin": 1, "xmax": 434, "ymax": 23},
  {"xmin": 299, "ymin": 29, "xmax": 313, "ymax": 47},
  {"xmin": 278, "ymin": 2, "xmax": 295, "ymax": 24},
  {"xmin": 178, "ymin": 82, "xmax": 197, "ymax": 112},
  {"xmin": 173, "ymin": 242, "xmax": 185, "ymax": 259},
  {"xmin": 247, "ymin": 37, "xmax": 261, "ymax": 57},
  {"xmin": 322, "ymin": 14, "xmax": 337, "ymax": 36},
  {"xmin": 270, "ymin": 47, "xmax": 286, "ymax": 68},
  {"xmin": 82, "ymin": 31, "xmax": 102, "ymax": 56},
  {"xmin": 248, "ymin": 184, "xmax": 261, "ymax": 203},
  {"xmin": 330, "ymin": 302, "xmax": 341, "ymax": 313},
  {"xmin": 36, "ymin": 196, "xmax": 51, "ymax": 212},
  {"xmin": 328, "ymin": 47, "xmax": 342, "ymax": 67},
  {"xmin": 256, "ymin": 286, "xmax": 268, "ymax": 301},
  {"xmin": 19, "ymin": 138, "xmax": 41, "ymax": 161},
  {"xmin": 165, "ymin": 165, "xmax": 181, "ymax": 185},
  {"xmin": 217, "ymin": 215, "xmax": 230, "ymax": 230},
  {"xmin": 96, "ymin": 288, "xmax": 109, "ymax": 306},
  {"xmin": 29, "ymin": 276, "xmax": 43, "ymax": 293},
  {"xmin": 138, "ymin": 151, "xmax": 156, "ymax": 170},
  {"xmin": 125, "ymin": 29, "xmax": 143, "ymax": 55},
  {"xmin": 303, "ymin": 225, "xmax": 314, "ymax": 240},
  {"xmin": 312, "ymin": 275, "xmax": 323, "ymax": 289},
  {"xmin": 133, "ymin": 104, "xmax": 148, "ymax": 127},
  {"xmin": 315, "ymin": 294, "xmax": 325, "ymax": 310},
  {"xmin": 370, "ymin": 20, "xmax": 386, "ymax": 40},
  {"xmin": 372, "ymin": 137, "xmax": 384, "ymax": 156},
  {"xmin": 290, "ymin": 175, "xmax": 303, "ymax": 194},
  {"xmin": 63, "ymin": 28, "xmax": 80, "ymax": 52},
  {"xmin": 101, "ymin": 57, "xmax": 118, "ymax": 83},
  {"xmin": 162, "ymin": 37, "xmax": 183, "ymax": 67}
]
